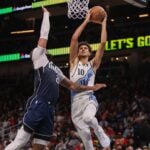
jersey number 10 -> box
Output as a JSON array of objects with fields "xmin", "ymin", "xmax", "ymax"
[{"xmin": 78, "ymin": 69, "xmax": 84, "ymax": 75}]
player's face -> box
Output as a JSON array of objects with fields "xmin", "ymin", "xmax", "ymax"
[{"xmin": 78, "ymin": 45, "xmax": 91, "ymax": 57}]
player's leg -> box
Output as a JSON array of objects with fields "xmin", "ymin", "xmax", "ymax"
[
  {"xmin": 32, "ymin": 126, "xmax": 52, "ymax": 150},
  {"xmin": 33, "ymin": 144, "xmax": 44, "ymax": 150},
  {"xmin": 32, "ymin": 101, "xmax": 54, "ymax": 150},
  {"xmin": 32, "ymin": 120, "xmax": 52, "ymax": 150},
  {"xmin": 77, "ymin": 127, "xmax": 94, "ymax": 150},
  {"xmin": 32, "ymin": 139, "xmax": 49, "ymax": 150},
  {"xmin": 5, "ymin": 126, "xmax": 31, "ymax": 150},
  {"xmin": 94, "ymin": 125, "xmax": 110, "ymax": 148},
  {"xmin": 82, "ymin": 103, "xmax": 110, "ymax": 148},
  {"xmin": 82, "ymin": 102, "xmax": 99, "ymax": 129},
  {"xmin": 71, "ymin": 101, "xmax": 94, "ymax": 150}
]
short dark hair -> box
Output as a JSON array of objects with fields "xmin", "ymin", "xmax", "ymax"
[{"xmin": 78, "ymin": 41, "xmax": 92, "ymax": 53}]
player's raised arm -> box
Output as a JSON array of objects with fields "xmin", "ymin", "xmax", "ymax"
[
  {"xmin": 60, "ymin": 77, "xmax": 106, "ymax": 92},
  {"xmin": 92, "ymin": 16, "xmax": 107, "ymax": 70},
  {"xmin": 69, "ymin": 12, "xmax": 90, "ymax": 64},
  {"xmin": 38, "ymin": 7, "xmax": 50, "ymax": 49},
  {"xmin": 31, "ymin": 7, "xmax": 50, "ymax": 60}
]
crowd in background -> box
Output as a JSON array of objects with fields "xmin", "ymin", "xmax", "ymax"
[{"xmin": 0, "ymin": 61, "xmax": 150, "ymax": 150}]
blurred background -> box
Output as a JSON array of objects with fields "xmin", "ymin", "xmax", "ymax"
[{"xmin": 0, "ymin": 0, "xmax": 150, "ymax": 149}]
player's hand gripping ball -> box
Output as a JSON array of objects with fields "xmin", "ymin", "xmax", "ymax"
[{"xmin": 90, "ymin": 6, "xmax": 106, "ymax": 24}]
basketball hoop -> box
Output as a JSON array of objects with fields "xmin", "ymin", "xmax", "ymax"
[{"xmin": 67, "ymin": 0, "xmax": 90, "ymax": 19}]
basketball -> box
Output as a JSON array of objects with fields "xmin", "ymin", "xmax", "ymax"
[{"xmin": 90, "ymin": 6, "xmax": 106, "ymax": 24}]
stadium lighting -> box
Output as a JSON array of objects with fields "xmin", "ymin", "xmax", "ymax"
[
  {"xmin": 10, "ymin": 30, "xmax": 34, "ymax": 35},
  {"xmin": 110, "ymin": 19, "xmax": 115, "ymax": 22},
  {"xmin": 139, "ymin": 13, "xmax": 149, "ymax": 18},
  {"xmin": 0, "ymin": 7, "xmax": 13, "ymax": 15},
  {"xmin": 0, "ymin": 53, "xmax": 20, "ymax": 62},
  {"xmin": 0, "ymin": 35, "xmax": 149, "ymax": 63},
  {"xmin": 32, "ymin": 0, "xmax": 66, "ymax": 8},
  {"xmin": 123, "ymin": 0, "xmax": 147, "ymax": 8}
]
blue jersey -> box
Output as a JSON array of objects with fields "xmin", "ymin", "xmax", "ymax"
[
  {"xmin": 30, "ymin": 46, "xmax": 65, "ymax": 104},
  {"xmin": 25, "ymin": 46, "xmax": 65, "ymax": 108},
  {"xmin": 23, "ymin": 46, "xmax": 65, "ymax": 140},
  {"xmin": 32, "ymin": 62, "xmax": 64, "ymax": 105}
]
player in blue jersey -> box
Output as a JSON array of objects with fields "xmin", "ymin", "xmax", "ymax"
[
  {"xmin": 5, "ymin": 7, "xmax": 105, "ymax": 150},
  {"xmin": 69, "ymin": 11, "xmax": 110, "ymax": 150}
]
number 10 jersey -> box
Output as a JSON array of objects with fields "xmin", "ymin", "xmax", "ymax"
[{"xmin": 70, "ymin": 61, "xmax": 95, "ymax": 103}]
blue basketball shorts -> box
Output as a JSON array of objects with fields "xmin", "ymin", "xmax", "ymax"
[{"xmin": 23, "ymin": 98, "xmax": 55, "ymax": 141}]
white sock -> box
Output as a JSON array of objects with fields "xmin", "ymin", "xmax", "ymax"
[
  {"xmin": 40, "ymin": 12, "xmax": 50, "ymax": 40},
  {"xmin": 5, "ymin": 126, "xmax": 31, "ymax": 150}
]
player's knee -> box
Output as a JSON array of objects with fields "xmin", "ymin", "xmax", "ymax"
[{"xmin": 83, "ymin": 115, "xmax": 93, "ymax": 124}]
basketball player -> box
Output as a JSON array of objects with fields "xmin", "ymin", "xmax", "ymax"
[
  {"xmin": 5, "ymin": 7, "xmax": 106, "ymax": 150},
  {"xmin": 69, "ymin": 11, "xmax": 110, "ymax": 149}
]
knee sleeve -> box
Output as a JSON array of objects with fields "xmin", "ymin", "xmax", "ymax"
[{"xmin": 5, "ymin": 126, "xmax": 31, "ymax": 150}]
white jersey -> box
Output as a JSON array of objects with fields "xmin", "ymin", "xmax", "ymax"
[{"xmin": 70, "ymin": 61, "xmax": 95, "ymax": 103}]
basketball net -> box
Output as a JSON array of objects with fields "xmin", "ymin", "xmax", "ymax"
[{"xmin": 67, "ymin": 0, "xmax": 90, "ymax": 19}]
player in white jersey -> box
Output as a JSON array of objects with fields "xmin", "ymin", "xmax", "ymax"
[{"xmin": 69, "ymin": 12, "xmax": 110, "ymax": 150}]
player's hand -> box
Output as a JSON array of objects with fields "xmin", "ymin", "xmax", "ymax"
[
  {"xmin": 92, "ymin": 83, "xmax": 107, "ymax": 91},
  {"xmin": 101, "ymin": 13, "xmax": 107, "ymax": 25},
  {"xmin": 85, "ymin": 11, "xmax": 91, "ymax": 23},
  {"xmin": 42, "ymin": 6, "xmax": 51, "ymax": 16}
]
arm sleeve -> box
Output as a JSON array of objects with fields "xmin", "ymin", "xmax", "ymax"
[{"xmin": 40, "ymin": 12, "xmax": 50, "ymax": 40}]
